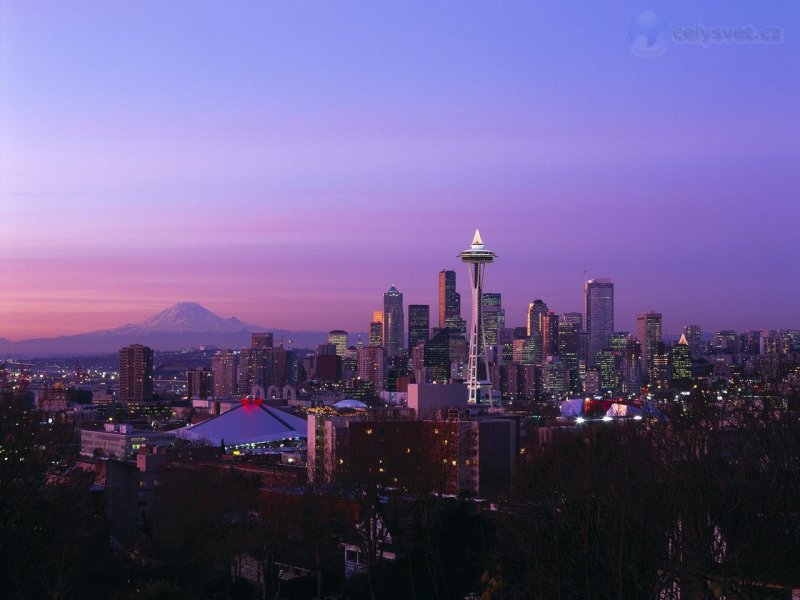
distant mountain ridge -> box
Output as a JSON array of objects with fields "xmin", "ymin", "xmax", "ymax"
[
  {"xmin": 1, "ymin": 302, "xmax": 340, "ymax": 357},
  {"xmin": 91, "ymin": 302, "xmax": 261, "ymax": 335}
]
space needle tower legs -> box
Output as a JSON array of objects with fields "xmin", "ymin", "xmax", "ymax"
[{"xmin": 458, "ymin": 230, "xmax": 497, "ymax": 405}]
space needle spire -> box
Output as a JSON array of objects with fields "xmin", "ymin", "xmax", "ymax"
[{"xmin": 458, "ymin": 229, "xmax": 497, "ymax": 404}]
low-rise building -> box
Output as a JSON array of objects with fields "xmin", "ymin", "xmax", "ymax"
[{"xmin": 80, "ymin": 423, "xmax": 175, "ymax": 460}]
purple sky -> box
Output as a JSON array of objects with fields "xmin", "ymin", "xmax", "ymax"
[{"xmin": 1, "ymin": 1, "xmax": 798, "ymax": 340}]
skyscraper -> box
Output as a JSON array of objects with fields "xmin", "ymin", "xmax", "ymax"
[
  {"xmin": 369, "ymin": 321, "xmax": 383, "ymax": 347},
  {"xmin": 526, "ymin": 300, "xmax": 548, "ymax": 365},
  {"xmin": 424, "ymin": 327, "xmax": 453, "ymax": 383},
  {"xmin": 238, "ymin": 347, "xmax": 266, "ymax": 394},
  {"xmin": 458, "ymin": 229, "xmax": 496, "ymax": 404},
  {"xmin": 251, "ymin": 333, "xmax": 273, "ymax": 349},
  {"xmin": 636, "ymin": 312, "xmax": 662, "ymax": 384},
  {"xmin": 671, "ymin": 335, "xmax": 692, "ymax": 386},
  {"xmin": 118, "ymin": 344, "xmax": 154, "ymax": 404},
  {"xmin": 541, "ymin": 311, "xmax": 559, "ymax": 359},
  {"xmin": 621, "ymin": 336, "xmax": 642, "ymax": 394},
  {"xmin": 358, "ymin": 345, "xmax": 386, "ymax": 392},
  {"xmin": 557, "ymin": 320, "xmax": 580, "ymax": 392},
  {"xmin": 438, "ymin": 269, "xmax": 466, "ymax": 335},
  {"xmin": 383, "ymin": 285, "xmax": 404, "ymax": 358},
  {"xmin": 438, "ymin": 270, "xmax": 458, "ymax": 328},
  {"xmin": 369, "ymin": 311, "xmax": 384, "ymax": 346},
  {"xmin": 187, "ymin": 367, "xmax": 213, "ymax": 399},
  {"xmin": 408, "ymin": 305, "xmax": 430, "ymax": 353},
  {"xmin": 328, "ymin": 330, "xmax": 348, "ymax": 357},
  {"xmin": 212, "ymin": 349, "xmax": 238, "ymax": 398},
  {"xmin": 683, "ymin": 324, "xmax": 702, "ymax": 359},
  {"xmin": 584, "ymin": 279, "xmax": 614, "ymax": 367},
  {"xmin": 481, "ymin": 293, "xmax": 504, "ymax": 349}
]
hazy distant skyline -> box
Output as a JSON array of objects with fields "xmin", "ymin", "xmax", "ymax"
[{"xmin": 2, "ymin": 1, "xmax": 798, "ymax": 340}]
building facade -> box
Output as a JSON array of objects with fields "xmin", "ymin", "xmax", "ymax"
[
  {"xmin": 118, "ymin": 344, "xmax": 154, "ymax": 404},
  {"xmin": 584, "ymin": 279, "xmax": 614, "ymax": 367},
  {"xmin": 383, "ymin": 286, "xmax": 404, "ymax": 359}
]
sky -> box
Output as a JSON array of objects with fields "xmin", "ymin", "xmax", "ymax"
[{"xmin": 1, "ymin": 1, "xmax": 798, "ymax": 340}]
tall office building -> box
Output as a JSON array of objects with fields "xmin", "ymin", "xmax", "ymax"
[
  {"xmin": 328, "ymin": 330, "xmax": 348, "ymax": 357},
  {"xmin": 264, "ymin": 346, "xmax": 288, "ymax": 390},
  {"xmin": 526, "ymin": 300, "xmax": 548, "ymax": 365},
  {"xmin": 438, "ymin": 270, "xmax": 458, "ymax": 328},
  {"xmin": 238, "ymin": 348, "xmax": 266, "ymax": 394},
  {"xmin": 369, "ymin": 311, "xmax": 384, "ymax": 346},
  {"xmin": 683, "ymin": 325, "xmax": 702, "ymax": 359},
  {"xmin": 459, "ymin": 230, "xmax": 497, "ymax": 404},
  {"xmin": 368, "ymin": 321, "xmax": 383, "ymax": 347},
  {"xmin": 651, "ymin": 342, "xmax": 670, "ymax": 389},
  {"xmin": 541, "ymin": 311, "xmax": 559, "ymax": 358},
  {"xmin": 636, "ymin": 312, "xmax": 662, "ymax": 384},
  {"xmin": 595, "ymin": 349, "xmax": 619, "ymax": 394},
  {"xmin": 671, "ymin": 335, "xmax": 692, "ymax": 386},
  {"xmin": 118, "ymin": 344, "xmax": 154, "ymax": 404},
  {"xmin": 715, "ymin": 330, "xmax": 739, "ymax": 354},
  {"xmin": 408, "ymin": 305, "xmax": 430, "ymax": 353},
  {"xmin": 187, "ymin": 367, "xmax": 213, "ymax": 399},
  {"xmin": 562, "ymin": 312, "xmax": 585, "ymax": 365},
  {"xmin": 358, "ymin": 345, "xmax": 386, "ymax": 392},
  {"xmin": 557, "ymin": 320, "xmax": 580, "ymax": 393},
  {"xmin": 424, "ymin": 327, "xmax": 453, "ymax": 383},
  {"xmin": 251, "ymin": 333, "xmax": 273, "ymax": 349},
  {"xmin": 212, "ymin": 350, "xmax": 238, "ymax": 398},
  {"xmin": 584, "ymin": 279, "xmax": 614, "ymax": 367},
  {"xmin": 621, "ymin": 337, "xmax": 642, "ymax": 394},
  {"xmin": 438, "ymin": 270, "xmax": 466, "ymax": 335},
  {"xmin": 383, "ymin": 285, "xmax": 404, "ymax": 358},
  {"xmin": 481, "ymin": 293, "xmax": 504, "ymax": 349}
]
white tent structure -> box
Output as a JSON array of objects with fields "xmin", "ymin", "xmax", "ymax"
[
  {"xmin": 176, "ymin": 400, "xmax": 307, "ymax": 447},
  {"xmin": 605, "ymin": 403, "xmax": 645, "ymax": 418},
  {"xmin": 560, "ymin": 398, "xmax": 585, "ymax": 418}
]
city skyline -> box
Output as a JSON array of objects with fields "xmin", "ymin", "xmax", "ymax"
[
  {"xmin": 1, "ymin": 257, "xmax": 798, "ymax": 342},
  {"xmin": 2, "ymin": 2, "xmax": 799, "ymax": 339}
]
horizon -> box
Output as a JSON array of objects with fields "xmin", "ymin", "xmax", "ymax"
[
  {"xmin": 0, "ymin": 293, "xmax": 793, "ymax": 346},
  {"xmin": 2, "ymin": 2, "xmax": 799, "ymax": 339}
]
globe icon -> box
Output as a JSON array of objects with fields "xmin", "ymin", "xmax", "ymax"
[{"xmin": 629, "ymin": 11, "xmax": 667, "ymax": 57}]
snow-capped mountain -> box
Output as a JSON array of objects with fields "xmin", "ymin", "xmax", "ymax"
[
  {"xmin": 2, "ymin": 303, "xmax": 337, "ymax": 356},
  {"xmin": 109, "ymin": 302, "xmax": 259, "ymax": 335}
]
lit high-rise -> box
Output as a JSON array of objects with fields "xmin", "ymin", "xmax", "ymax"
[
  {"xmin": 526, "ymin": 300, "xmax": 548, "ymax": 365},
  {"xmin": 383, "ymin": 286, "xmax": 404, "ymax": 358},
  {"xmin": 212, "ymin": 349, "xmax": 238, "ymax": 398},
  {"xmin": 683, "ymin": 324, "xmax": 702, "ymax": 359},
  {"xmin": 584, "ymin": 278, "xmax": 614, "ymax": 367},
  {"xmin": 358, "ymin": 345, "xmax": 386, "ymax": 392},
  {"xmin": 438, "ymin": 270, "xmax": 458, "ymax": 328},
  {"xmin": 671, "ymin": 334, "xmax": 692, "ymax": 386},
  {"xmin": 481, "ymin": 292, "xmax": 504, "ymax": 349},
  {"xmin": 636, "ymin": 312, "xmax": 662, "ymax": 384},
  {"xmin": 118, "ymin": 344, "xmax": 154, "ymax": 404},
  {"xmin": 369, "ymin": 311, "xmax": 384, "ymax": 346},
  {"xmin": 328, "ymin": 330, "xmax": 348, "ymax": 357},
  {"xmin": 408, "ymin": 305, "xmax": 430, "ymax": 352}
]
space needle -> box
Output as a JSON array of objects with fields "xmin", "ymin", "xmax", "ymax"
[{"xmin": 458, "ymin": 229, "xmax": 496, "ymax": 404}]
